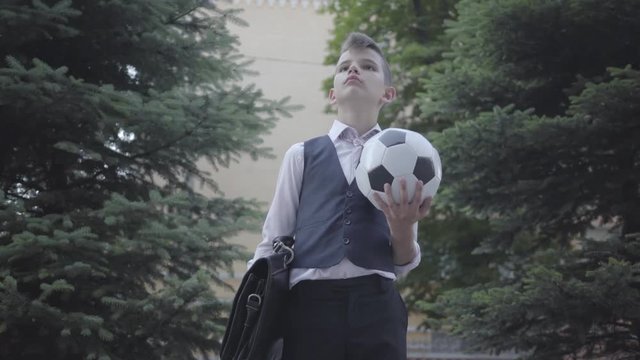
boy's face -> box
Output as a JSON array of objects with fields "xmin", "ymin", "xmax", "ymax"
[{"xmin": 329, "ymin": 47, "xmax": 395, "ymax": 108}]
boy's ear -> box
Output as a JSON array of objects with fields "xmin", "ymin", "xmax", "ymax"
[
  {"xmin": 328, "ymin": 88, "xmax": 337, "ymax": 105},
  {"xmin": 381, "ymin": 86, "xmax": 396, "ymax": 104}
]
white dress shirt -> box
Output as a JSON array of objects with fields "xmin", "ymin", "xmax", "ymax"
[{"xmin": 249, "ymin": 120, "xmax": 421, "ymax": 287}]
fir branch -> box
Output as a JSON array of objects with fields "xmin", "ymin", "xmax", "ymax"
[
  {"xmin": 140, "ymin": 286, "xmax": 206, "ymax": 340},
  {"xmin": 165, "ymin": 4, "xmax": 201, "ymax": 26},
  {"xmin": 128, "ymin": 104, "xmax": 210, "ymax": 161}
]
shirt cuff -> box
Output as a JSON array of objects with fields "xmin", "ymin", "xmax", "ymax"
[{"xmin": 394, "ymin": 241, "xmax": 421, "ymax": 278}]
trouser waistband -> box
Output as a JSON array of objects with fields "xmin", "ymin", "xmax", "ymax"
[{"xmin": 290, "ymin": 275, "xmax": 393, "ymax": 299}]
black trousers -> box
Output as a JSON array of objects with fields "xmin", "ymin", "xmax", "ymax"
[{"xmin": 282, "ymin": 275, "xmax": 408, "ymax": 360}]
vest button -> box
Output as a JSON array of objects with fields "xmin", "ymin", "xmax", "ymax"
[
  {"xmin": 346, "ymin": 191, "xmax": 353, "ymax": 198},
  {"xmin": 344, "ymin": 219, "xmax": 351, "ymax": 225},
  {"xmin": 343, "ymin": 237, "xmax": 350, "ymax": 245},
  {"xmin": 345, "ymin": 208, "xmax": 352, "ymax": 214}
]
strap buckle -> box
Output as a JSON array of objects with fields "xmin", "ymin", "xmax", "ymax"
[
  {"xmin": 247, "ymin": 293, "xmax": 262, "ymax": 306},
  {"xmin": 272, "ymin": 238, "xmax": 294, "ymax": 266}
]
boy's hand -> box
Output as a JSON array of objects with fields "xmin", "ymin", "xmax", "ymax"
[
  {"xmin": 373, "ymin": 179, "xmax": 431, "ymax": 265},
  {"xmin": 373, "ymin": 178, "xmax": 432, "ymax": 228}
]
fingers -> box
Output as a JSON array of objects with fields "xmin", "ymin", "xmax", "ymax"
[
  {"xmin": 377, "ymin": 180, "xmax": 424, "ymax": 208},
  {"xmin": 418, "ymin": 197, "xmax": 433, "ymax": 218},
  {"xmin": 372, "ymin": 192, "xmax": 391, "ymax": 216},
  {"xmin": 388, "ymin": 178, "xmax": 411, "ymax": 206},
  {"xmin": 384, "ymin": 183, "xmax": 395, "ymax": 206},
  {"xmin": 412, "ymin": 180, "xmax": 423, "ymax": 208},
  {"xmin": 400, "ymin": 178, "xmax": 409, "ymax": 204},
  {"xmin": 374, "ymin": 180, "xmax": 432, "ymax": 221}
]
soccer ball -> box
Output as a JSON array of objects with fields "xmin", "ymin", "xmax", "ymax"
[{"xmin": 355, "ymin": 128, "xmax": 442, "ymax": 209}]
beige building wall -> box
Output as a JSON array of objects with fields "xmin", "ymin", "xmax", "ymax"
[{"xmin": 216, "ymin": 1, "xmax": 334, "ymax": 200}]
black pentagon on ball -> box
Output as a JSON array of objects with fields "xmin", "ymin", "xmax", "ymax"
[
  {"xmin": 414, "ymin": 157, "xmax": 435, "ymax": 183},
  {"xmin": 378, "ymin": 129, "xmax": 406, "ymax": 147},
  {"xmin": 368, "ymin": 165, "xmax": 394, "ymax": 192}
]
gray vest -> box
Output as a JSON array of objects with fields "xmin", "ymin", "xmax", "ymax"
[{"xmin": 292, "ymin": 135, "xmax": 394, "ymax": 272}]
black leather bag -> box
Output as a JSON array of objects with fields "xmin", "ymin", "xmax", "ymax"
[{"xmin": 220, "ymin": 236, "xmax": 294, "ymax": 360}]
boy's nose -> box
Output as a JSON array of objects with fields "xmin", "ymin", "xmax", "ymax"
[{"xmin": 348, "ymin": 65, "xmax": 360, "ymax": 74}]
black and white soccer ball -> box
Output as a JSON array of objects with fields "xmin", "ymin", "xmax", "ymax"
[{"xmin": 355, "ymin": 128, "xmax": 442, "ymax": 209}]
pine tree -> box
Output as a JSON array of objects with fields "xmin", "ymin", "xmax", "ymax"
[
  {"xmin": 0, "ymin": 1, "xmax": 295, "ymax": 359},
  {"xmin": 419, "ymin": 0, "xmax": 640, "ymax": 358}
]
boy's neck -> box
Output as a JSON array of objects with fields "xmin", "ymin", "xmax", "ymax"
[{"xmin": 337, "ymin": 105, "xmax": 380, "ymax": 136}]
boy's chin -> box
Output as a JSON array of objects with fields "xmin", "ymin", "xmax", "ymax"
[
  {"xmin": 337, "ymin": 91, "xmax": 376, "ymax": 103},
  {"xmin": 340, "ymin": 97, "xmax": 379, "ymax": 108}
]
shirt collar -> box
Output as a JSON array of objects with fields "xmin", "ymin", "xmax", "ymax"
[{"xmin": 328, "ymin": 119, "xmax": 381, "ymax": 144}]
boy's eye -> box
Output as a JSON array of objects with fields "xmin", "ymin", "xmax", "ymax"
[
  {"xmin": 364, "ymin": 65, "xmax": 376, "ymax": 71},
  {"xmin": 338, "ymin": 66, "xmax": 348, "ymax": 72}
]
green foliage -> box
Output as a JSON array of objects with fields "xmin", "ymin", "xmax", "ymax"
[
  {"xmin": 436, "ymin": 67, "xmax": 640, "ymax": 247},
  {"xmin": 0, "ymin": 1, "xmax": 295, "ymax": 359},
  {"xmin": 431, "ymin": 235, "xmax": 640, "ymax": 359},
  {"xmin": 420, "ymin": 0, "xmax": 640, "ymax": 124},
  {"xmin": 410, "ymin": 0, "xmax": 640, "ymax": 358},
  {"xmin": 400, "ymin": 205, "xmax": 500, "ymax": 317}
]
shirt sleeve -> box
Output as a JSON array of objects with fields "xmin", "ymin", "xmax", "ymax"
[
  {"xmin": 393, "ymin": 223, "xmax": 421, "ymax": 278},
  {"xmin": 248, "ymin": 143, "xmax": 304, "ymax": 268}
]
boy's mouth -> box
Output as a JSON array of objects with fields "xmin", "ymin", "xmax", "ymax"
[{"xmin": 345, "ymin": 75, "xmax": 361, "ymax": 84}]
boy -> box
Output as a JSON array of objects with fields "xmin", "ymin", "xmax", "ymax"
[{"xmin": 250, "ymin": 32, "xmax": 432, "ymax": 360}]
